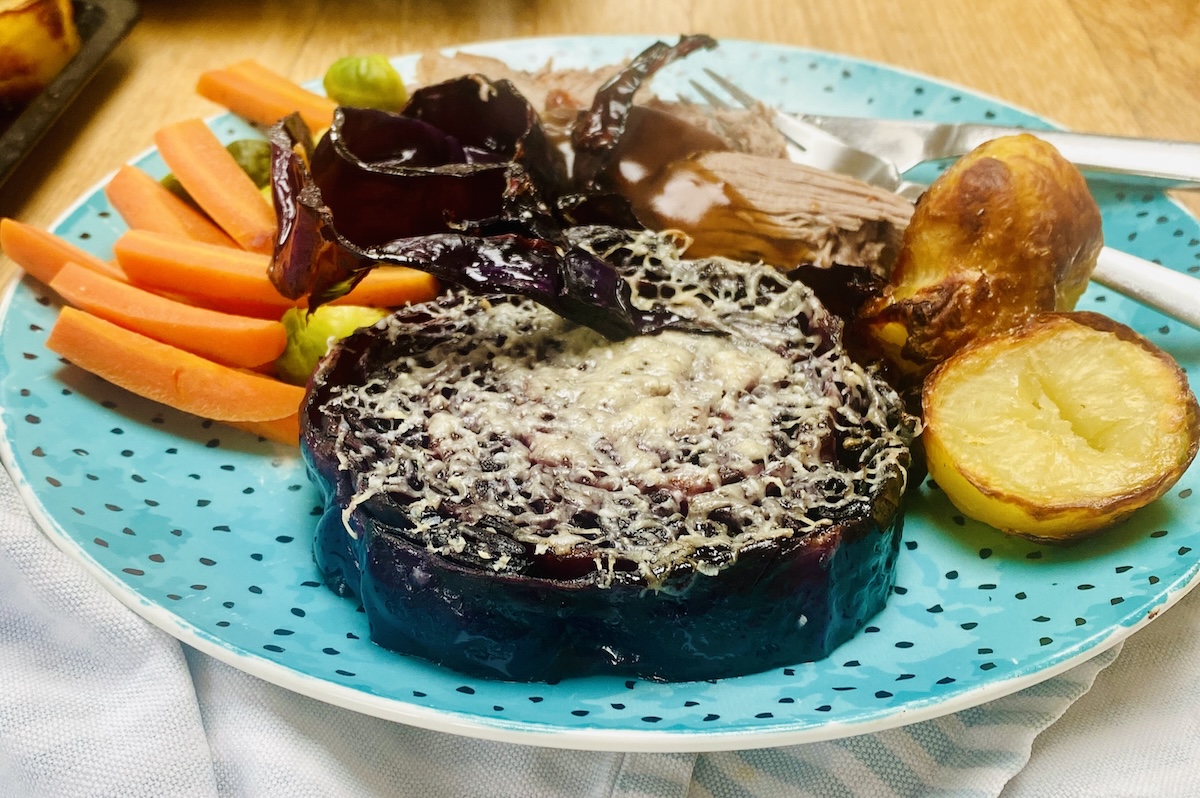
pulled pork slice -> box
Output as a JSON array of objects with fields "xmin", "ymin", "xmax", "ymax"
[
  {"xmin": 643, "ymin": 98, "xmax": 789, "ymax": 159},
  {"xmin": 632, "ymin": 150, "xmax": 915, "ymax": 277},
  {"xmin": 416, "ymin": 50, "xmax": 621, "ymax": 135}
]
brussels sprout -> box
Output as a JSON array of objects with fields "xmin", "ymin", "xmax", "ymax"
[
  {"xmin": 225, "ymin": 139, "xmax": 273, "ymax": 188},
  {"xmin": 275, "ymin": 305, "xmax": 389, "ymax": 385},
  {"xmin": 323, "ymin": 55, "xmax": 408, "ymax": 112},
  {"xmin": 160, "ymin": 172, "xmax": 191, "ymax": 203}
]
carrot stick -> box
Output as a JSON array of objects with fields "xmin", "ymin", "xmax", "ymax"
[
  {"xmin": 1, "ymin": 218, "xmax": 128, "ymax": 285},
  {"xmin": 49, "ymin": 262, "xmax": 288, "ymax": 369},
  {"xmin": 153, "ymin": 118, "xmax": 277, "ymax": 254},
  {"xmin": 196, "ymin": 60, "xmax": 336, "ymax": 132},
  {"xmin": 113, "ymin": 228, "xmax": 439, "ymax": 317},
  {"xmin": 333, "ymin": 266, "xmax": 440, "ymax": 308},
  {"xmin": 228, "ymin": 412, "xmax": 300, "ymax": 446},
  {"xmin": 112, "ymin": 229, "xmax": 297, "ymax": 318},
  {"xmin": 46, "ymin": 306, "xmax": 304, "ymax": 423},
  {"xmin": 104, "ymin": 165, "xmax": 238, "ymax": 248}
]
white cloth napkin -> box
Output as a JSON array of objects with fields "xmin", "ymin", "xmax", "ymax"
[{"xmin": 3, "ymin": 463, "xmax": 1197, "ymax": 798}]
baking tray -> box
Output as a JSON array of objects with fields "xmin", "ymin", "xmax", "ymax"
[{"xmin": 0, "ymin": 0, "xmax": 140, "ymax": 186}]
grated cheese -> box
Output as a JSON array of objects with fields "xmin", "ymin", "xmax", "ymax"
[{"xmin": 321, "ymin": 232, "xmax": 915, "ymax": 588}]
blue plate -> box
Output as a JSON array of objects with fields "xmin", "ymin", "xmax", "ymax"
[{"xmin": 3, "ymin": 36, "xmax": 1200, "ymax": 752}]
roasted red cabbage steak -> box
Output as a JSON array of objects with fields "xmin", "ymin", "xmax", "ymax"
[{"xmin": 302, "ymin": 231, "xmax": 917, "ymax": 682}]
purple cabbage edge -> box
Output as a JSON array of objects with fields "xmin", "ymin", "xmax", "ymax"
[{"xmin": 266, "ymin": 35, "xmax": 718, "ymax": 340}]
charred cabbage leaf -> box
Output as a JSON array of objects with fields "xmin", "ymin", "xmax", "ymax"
[
  {"xmin": 268, "ymin": 36, "xmax": 718, "ymax": 338},
  {"xmin": 570, "ymin": 33, "xmax": 717, "ymax": 190},
  {"xmin": 269, "ymin": 113, "xmax": 679, "ymax": 340}
]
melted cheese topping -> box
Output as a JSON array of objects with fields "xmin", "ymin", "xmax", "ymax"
[{"xmin": 321, "ymin": 233, "xmax": 915, "ymax": 587}]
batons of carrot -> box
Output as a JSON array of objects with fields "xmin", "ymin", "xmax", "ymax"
[
  {"xmin": 153, "ymin": 118, "xmax": 277, "ymax": 255},
  {"xmin": 333, "ymin": 266, "xmax": 441, "ymax": 307},
  {"xmin": 104, "ymin": 165, "xmax": 239, "ymax": 248},
  {"xmin": 49, "ymin": 262, "xmax": 288, "ymax": 369},
  {"xmin": 114, "ymin": 227, "xmax": 440, "ymax": 314},
  {"xmin": 1, "ymin": 218, "xmax": 128, "ymax": 285},
  {"xmin": 46, "ymin": 306, "xmax": 304, "ymax": 425},
  {"xmin": 112, "ymin": 229, "xmax": 297, "ymax": 318},
  {"xmin": 229, "ymin": 413, "xmax": 301, "ymax": 446},
  {"xmin": 196, "ymin": 59, "xmax": 336, "ymax": 132}
]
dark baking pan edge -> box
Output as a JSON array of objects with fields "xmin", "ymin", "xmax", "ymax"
[{"xmin": 0, "ymin": 0, "xmax": 141, "ymax": 187}]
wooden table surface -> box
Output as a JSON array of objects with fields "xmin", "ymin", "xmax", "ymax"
[{"xmin": 3, "ymin": 0, "xmax": 1199, "ymax": 244}]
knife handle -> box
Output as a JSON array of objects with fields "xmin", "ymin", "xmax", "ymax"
[
  {"xmin": 1091, "ymin": 246, "xmax": 1200, "ymax": 329},
  {"xmin": 956, "ymin": 127, "xmax": 1200, "ymax": 189}
]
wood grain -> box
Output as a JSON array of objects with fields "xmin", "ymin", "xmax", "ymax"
[{"xmin": 2, "ymin": 0, "xmax": 1198, "ymax": 274}]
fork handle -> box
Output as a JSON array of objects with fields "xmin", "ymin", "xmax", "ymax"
[{"xmin": 1091, "ymin": 246, "xmax": 1200, "ymax": 329}]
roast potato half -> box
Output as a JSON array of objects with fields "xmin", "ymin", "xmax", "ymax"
[
  {"xmin": 858, "ymin": 133, "xmax": 1104, "ymax": 380},
  {"xmin": 923, "ymin": 311, "xmax": 1200, "ymax": 542}
]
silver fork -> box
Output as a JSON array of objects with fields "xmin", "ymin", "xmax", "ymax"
[
  {"xmin": 689, "ymin": 72, "xmax": 926, "ymax": 202},
  {"xmin": 690, "ymin": 69, "xmax": 1200, "ymax": 330}
]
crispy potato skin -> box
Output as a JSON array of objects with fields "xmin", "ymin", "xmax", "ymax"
[
  {"xmin": 858, "ymin": 134, "xmax": 1103, "ymax": 379},
  {"xmin": 0, "ymin": 0, "xmax": 80, "ymax": 106}
]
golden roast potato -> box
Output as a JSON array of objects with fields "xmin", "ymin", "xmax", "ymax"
[
  {"xmin": 0, "ymin": 0, "xmax": 81, "ymax": 106},
  {"xmin": 858, "ymin": 133, "xmax": 1104, "ymax": 379},
  {"xmin": 922, "ymin": 311, "xmax": 1200, "ymax": 542}
]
